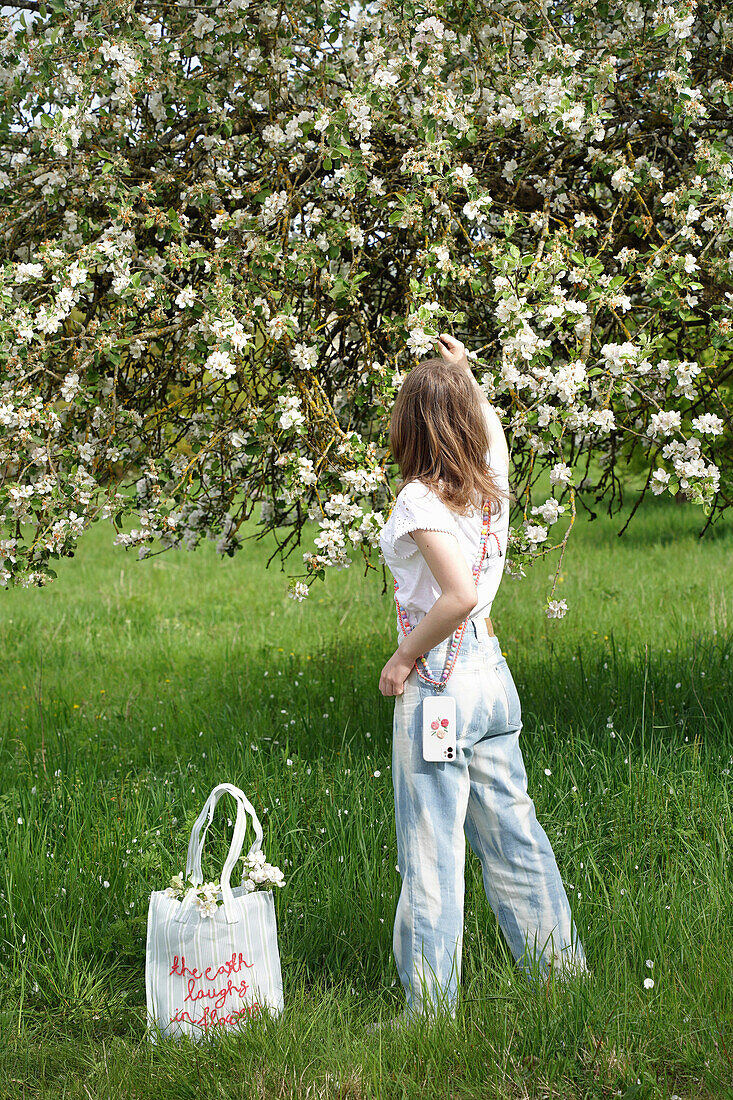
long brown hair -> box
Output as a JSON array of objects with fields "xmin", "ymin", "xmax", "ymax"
[{"xmin": 389, "ymin": 357, "xmax": 510, "ymax": 517}]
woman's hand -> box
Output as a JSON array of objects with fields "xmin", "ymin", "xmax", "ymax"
[
  {"xmin": 435, "ymin": 333, "xmax": 469, "ymax": 370},
  {"xmin": 379, "ymin": 650, "xmax": 416, "ymax": 697}
]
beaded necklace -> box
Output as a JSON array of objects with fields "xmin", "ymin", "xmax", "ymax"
[{"xmin": 392, "ymin": 496, "xmax": 494, "ymax": 693}]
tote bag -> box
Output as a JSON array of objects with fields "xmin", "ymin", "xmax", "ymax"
[{"xmin": 145, "ymin": 782, "xmax": 284, "ymax": 1041}]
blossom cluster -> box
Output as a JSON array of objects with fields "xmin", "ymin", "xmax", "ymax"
[
  {"xmin": 241, "ymin": 849, "xmax": 286, "ymax": 891},
  {"xmin": 165, "ymin": 873, "xmax": 223, "ymax": 918},
  {"xmin": 164, "ymin": 850, "xmax": 285, "ymax": 917}
]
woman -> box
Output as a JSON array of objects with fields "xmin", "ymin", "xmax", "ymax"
[{"xmin": 376, "ymin": 334, "xmax": 588, "ymax": 1027}]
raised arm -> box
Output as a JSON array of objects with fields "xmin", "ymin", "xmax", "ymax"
[{"xmin": 436, "ymin": 333, "xmax": 509, "ymax": 469}]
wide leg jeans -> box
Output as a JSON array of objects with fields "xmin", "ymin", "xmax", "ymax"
[{"xmin": 392, "ymin": 617, "xmax": 587, "ymax": 1016}]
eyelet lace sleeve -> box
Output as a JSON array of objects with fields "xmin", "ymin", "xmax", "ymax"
[{"xmin": 382, "ymin": 482, "xmax": 460, "ymax": 559}]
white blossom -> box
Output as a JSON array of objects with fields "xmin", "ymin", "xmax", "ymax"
[
  {"xmin": 549, "ymin": 463, "xmax": 573, "ymax": 486},
  {"xmin": 15, "ymin": 262, "xmax": 44, "ymax": 282},
  {"xmin": 60, "ymin": 371, "xmax": 80, "ymax": 402},
  {"xmin": 175, "ymin": 286, "xmax": 196, "ymax": 308},
  {"xmin": 372, "ymin": 67, "xmax": 399, "ymax": 88},
  {"xmin": 648, "ymin": 410, "xmax": 682, "ymax": 437},
  {"xmin": 524, "ymin": 523, "xmax": 548, "ymax": 545},
  {"xmin": 277, "ymin": 394, "xmax": 305, "ymax": 430},
  {"xmin": 531, "ymin": 499, "xmax": 566, "ymax": 524},
  {"xmin": 407, "ymin": 327, "xmax": 434, "ymax": 355},
  {"xmin": 691, "ymin": 413, "xmax": 724, "ymax": 435},
  {"xmin": 289, "ymin": 581, "xmax": 310, "ymax": 601},
  {"xmin": 346, "ymin": 224, "xmax": 365, "ymax": 247},
  {"xmin": 292, "ymin": 342, "xmax": 318, "ymax": 370},
  {"xmin": 600, "ymin": 341, "xmax": 639, "ymax": 374},
  {"xmin": 205, "ymin": 349, "xmax": 236, "ymax": 380},
  {"xmin": 650, "ymin": 469, "xmax": 671, "ymax": 495},
  {"xmin": 453, "ymin": 163, "xmax": 474, "ymax": 185},
  {"xmin": 259, "ymin": 189, "xmax": 289, "ymax": 228},
  {"xmin": 610, "ymin": 165, "xmax": 634, "ymax": 192}
]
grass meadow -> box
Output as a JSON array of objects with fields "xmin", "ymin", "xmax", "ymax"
[{"xmin": 0, "ymin": 491, "xmax": 732, "ymax": 1099}]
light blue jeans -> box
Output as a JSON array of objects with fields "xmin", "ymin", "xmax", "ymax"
[{"xmin": 392, "ymin": 618, "xmax": 587, "ymax": 1017}]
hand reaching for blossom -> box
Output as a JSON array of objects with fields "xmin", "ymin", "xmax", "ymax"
[
  {"xmin": 435, "ymin": 332, "xmax": 508, "ymax": 467},
  {"xmin": 435, "ymin": 333, "xmax": 470, "ymax": 370}
]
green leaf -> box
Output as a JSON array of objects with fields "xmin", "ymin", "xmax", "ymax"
[{"xmin": 326, "ymin": 275, "xmax": 350, "ymax": 301}]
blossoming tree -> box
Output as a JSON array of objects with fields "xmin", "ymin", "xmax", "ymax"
[{"xmin": 1, "ymin": 0, "xmax": 730, "ymax": 616}]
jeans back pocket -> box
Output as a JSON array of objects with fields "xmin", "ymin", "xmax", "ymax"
[{"xmin": 492, "ymin": 661, "xmax": 522, "ymax": 732}]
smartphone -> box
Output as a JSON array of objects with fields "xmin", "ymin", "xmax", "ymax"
[{"xmin": 422, "ymin": 695, "xmax": 457, "ymax": 762}]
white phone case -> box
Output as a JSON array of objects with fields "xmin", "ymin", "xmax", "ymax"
[{"xmin": 422, "ymin": 695, "xmax": 457, "ymax": 762}]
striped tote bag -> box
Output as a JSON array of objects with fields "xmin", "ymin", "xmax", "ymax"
[{"xmin": 145, "ymin": 782, "xmax": 284, "ymax": 1041}]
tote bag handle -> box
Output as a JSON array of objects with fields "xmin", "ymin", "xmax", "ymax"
[
  {"xmin": 175, "ymin": 783, "xmax": 264, "ymax": 925},
  {"xmin": 186, "ymin": 783, "xmax": 264, "ymax": 882}
]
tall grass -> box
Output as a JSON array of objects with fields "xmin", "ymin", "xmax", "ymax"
[{"xmin": 0, "ymin": 494, "xmax": 731, "ymax": 1099}]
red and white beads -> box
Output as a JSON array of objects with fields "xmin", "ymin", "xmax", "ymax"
[{"xmin": 394, "ymin": 499, "xmax": 492, "ymax": 693}]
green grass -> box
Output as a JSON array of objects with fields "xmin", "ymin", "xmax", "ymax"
[{"xmin": 1, "ymin": 494, "xmax": 732, "ymax": 1099}]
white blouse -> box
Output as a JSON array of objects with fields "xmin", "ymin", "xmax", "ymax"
[{"xmin": 379, "ymin": 452, "xmax": 510, "ymax": 634}]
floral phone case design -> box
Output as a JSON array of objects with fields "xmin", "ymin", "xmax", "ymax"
[{"xmin": 422, "ymin": 695, "xmax": 457, "ymax": 761}]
